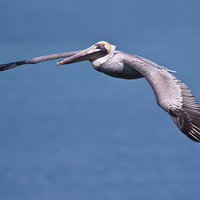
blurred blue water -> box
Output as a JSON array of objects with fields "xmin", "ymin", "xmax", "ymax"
[{"xmin": 0, "ymin": 0, "xmax": 200, "ymax": 199}]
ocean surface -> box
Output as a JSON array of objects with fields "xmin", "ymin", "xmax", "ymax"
[{"xmin": 0, "ymin": 0, "xmax": 200, "ymax": 199}]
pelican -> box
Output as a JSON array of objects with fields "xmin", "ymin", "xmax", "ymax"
[{"xmin": 1, "ymin": 41, "xmax": 200, "ymax": 142}]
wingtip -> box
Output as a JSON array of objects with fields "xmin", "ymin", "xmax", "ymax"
[
  {"xmin": 0, "ymin": 60, "xmax": 26, "ymax": 71},
  {"xmin": 187, "ymin": 125, "xmax": 200, "ymax": 142}
]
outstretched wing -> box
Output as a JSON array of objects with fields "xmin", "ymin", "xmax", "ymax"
[
  {"xmin": 0, "ymin": 51, "xmax": 81, "ymax": 71},
  {"xmin": 124, "ymin": 53, "xmax": 200, "ymax": 142},
  {"xmin": 143, "ymin": 68, "xmax": 200, "ymax": 142}
]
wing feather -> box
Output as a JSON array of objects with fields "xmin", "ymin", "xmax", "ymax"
[{"xmin": 170, "ymin": 77, "xmax": 200, "ymax": 142}]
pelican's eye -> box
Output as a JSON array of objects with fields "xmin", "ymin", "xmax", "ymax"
[
  {"xmin": 95, "ymin": 43, "xmax": 105, "ymax": 49},
  {"xmin": 99, "ymin": 43, "xmax": 105, "ymax": 47}
]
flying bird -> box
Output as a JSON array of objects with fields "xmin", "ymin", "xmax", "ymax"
[{"xmin": 1, "ymin": 41, "xmax": 200, "ymax": 142}]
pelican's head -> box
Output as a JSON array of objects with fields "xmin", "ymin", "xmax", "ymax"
[{"xmin": 57, "ymin": 41, "xmax": 116, "ymax": 69}]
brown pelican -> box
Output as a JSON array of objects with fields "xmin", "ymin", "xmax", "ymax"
[{"xmin": 1, "ymin": 41, "xmax": 200, "ymax": 142}]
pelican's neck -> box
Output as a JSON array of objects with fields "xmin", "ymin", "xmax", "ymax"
[{"xmin": 92, "ymin": 45, "xmax": 116, "ymax": 69}]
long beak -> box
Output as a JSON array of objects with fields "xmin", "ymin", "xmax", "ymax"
[{"xmin": 56, "ymin": 44, "xmax": 106, "ymax": 66}]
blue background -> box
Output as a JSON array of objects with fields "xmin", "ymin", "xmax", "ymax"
[{"xmin": 0, "ymin": 0, "xmax": 200, "ymax": 199}]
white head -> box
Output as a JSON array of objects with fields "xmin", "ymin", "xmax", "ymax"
[{"xmin": 91, "ymin": 41, "xmax": 116, "ymax": 69}]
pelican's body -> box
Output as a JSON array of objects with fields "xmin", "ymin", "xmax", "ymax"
[{"xmin": 1, "ymin": 41, "xmax": 200, "ymax": 142}]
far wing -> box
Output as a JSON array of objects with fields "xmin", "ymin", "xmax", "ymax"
[{"xmin": 0, "ymin": 51, "xmax": 81, "ymax": 71}]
